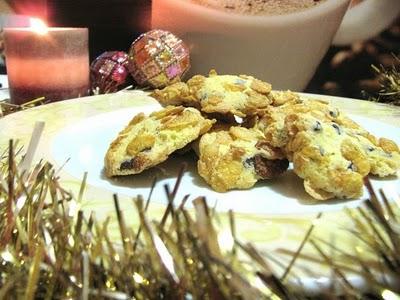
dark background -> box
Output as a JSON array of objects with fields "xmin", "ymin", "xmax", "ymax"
[
  {"xmin": 5, "ymin": 0, "xmax": 400, "ymax": 100},
  {"xmin": 6, "ymin": 0, "xmax": 151, "ymax": 59}
]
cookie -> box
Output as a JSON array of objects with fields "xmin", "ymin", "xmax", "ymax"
[
  {"xmin": 197, "ymin": 126, "xmax": 288, "ymax": 192},
  {"xmin": 151, "ymin": 70, "xmax": 272, "ymax": 118},
  {"xmin": 255, "ymin": 97, "xmax": 400, "ymax": 200},
  {"xmin": 256, "ymin": 98, "xmax": 359, "ymax": 150},
  {"xmin": 285, "ymin": 113, "xmax": 371, "ymax": 200},
  {"xmin": 105, "ymin": 106, "xmax": 215, "ymax": 177},
  {"xmin": 271, "ymin": 98, "xmax": 400, "ymax": 176},
  {"xmin": 343, "ymin": 127, "xmax": 400, "ymax": 177}
]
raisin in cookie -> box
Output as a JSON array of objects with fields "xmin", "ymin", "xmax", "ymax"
[
  {"xmin": 151, "ymin": 70, "xmax": 272, "ymax": 118},
  {"xmin": 198, "ymin": 126, "xmax": 288, "ymax": 192},
  {"xmin": 105, "ymin": 106, "xmax": 215, "ymax": 177}
]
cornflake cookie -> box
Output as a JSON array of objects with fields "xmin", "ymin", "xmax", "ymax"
[
  {"xmin": 253, "ymin": 97, "xmax": 400, "ymax": 200},
  {"xmin": 285, "ymin": 113, "xmax": 370, "ymax": 200},
  {"xmin": 151, "ymin": 70, "xmax": 272, "ymax": 118},
  {"xmin": 285, "ymin": 113, "xmax": 400, "ymax": 200},
  {"xmin": 256, "ymin": 98, "xmax": 359, "ymax": 150},
  {"xmin": 105, "ymin": 106, "xmax": 215, "ymax": 177},
  {"xmin": 198, "ymin": 126, "xmax": 288, "ymax": 192},
  {"xmin": 343, "ymin": 127, "xmax": 400, "ymax": 178}
]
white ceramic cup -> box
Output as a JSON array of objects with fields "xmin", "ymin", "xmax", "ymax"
[{"xmin": 152, "ymin": 0, "xmax": 400, "ymax": 91}]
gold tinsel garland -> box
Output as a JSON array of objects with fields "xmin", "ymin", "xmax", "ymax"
[
  {"xmin": 0, "ymin": 96, "xmax": 45, "ymax": 117},
  {"xmin": 0, "ymin": 128, "xmax": 400, "ymax": 299},
  {"xmin": 372, "ymin": 55, "xmax": 400, "ymax": 105}
]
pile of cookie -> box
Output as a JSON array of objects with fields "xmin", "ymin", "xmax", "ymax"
[{"xmin": 104, "ymin": 70, "xmax": 400, "ymax": 200}]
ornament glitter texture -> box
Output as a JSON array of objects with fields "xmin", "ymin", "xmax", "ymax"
[
  {"xmin": 90, "ymin": 51, "xmax": 130, "ymax": 94},
  {"xmin": 128, "ymin": 29, "xmax": 190, "ymax": 88}
]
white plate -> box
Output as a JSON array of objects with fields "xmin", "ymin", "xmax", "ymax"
[{"xmin": 51, "ymin": 104, "xmax": 400, "ymax": 215}]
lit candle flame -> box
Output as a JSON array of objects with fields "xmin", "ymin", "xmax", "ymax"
[{"xmin": 29, "ymin": 18, "xmax": 48, "ymax": 35}]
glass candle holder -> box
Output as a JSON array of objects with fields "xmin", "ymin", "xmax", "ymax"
[{"xmin": 4, "ymin": 27, "xmax": 89, "ymax": 105}]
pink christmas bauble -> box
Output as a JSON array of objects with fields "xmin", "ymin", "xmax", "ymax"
[
  {"xmin": 127, "ymin": 29, "xmax": 190, "ymax": 89},
  {"xmin": 90, "ymin": 51, "xmax": 130, "ymax": 94}
]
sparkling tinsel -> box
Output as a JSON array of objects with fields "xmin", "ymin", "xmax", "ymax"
[
  {"xmin": 0, "ymin": 96, "xmax": 45, "ymax": 117},
  {"xmin": 0, "ymin": 125, "xmax": 400, "ymax": 299},
  {"xmin": 372, "ymin": 55, "xmax": 400, "ymax": 105}
]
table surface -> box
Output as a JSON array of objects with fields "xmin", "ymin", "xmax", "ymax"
[{"xmin": 0, "ymin": 90, "xmax": 399, "ymax": 278}]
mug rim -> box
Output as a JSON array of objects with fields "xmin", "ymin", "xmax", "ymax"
[{"xmin": 160, "ymin": 0, "xmax": 351, "ymax": 25}]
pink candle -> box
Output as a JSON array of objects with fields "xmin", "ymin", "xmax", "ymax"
[{"xmin": 4, "ymin": 23, "xmax": 89, "ymax": 105}]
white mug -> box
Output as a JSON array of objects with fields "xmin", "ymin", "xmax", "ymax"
[{"xmin": 152, "ymin": 0, "xmax": 400, "ymax": 91}]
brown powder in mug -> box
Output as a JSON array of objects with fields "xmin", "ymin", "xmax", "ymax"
[{"xmin": 190, "ymin": 0, "xmax": 327, "ymax": 16}]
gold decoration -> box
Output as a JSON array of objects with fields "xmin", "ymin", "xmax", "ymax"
[
  {"xmin": 372, "ymin": 55, "xmax": 400, "ymax": 105},
  {"xmin": 0, "ymin": 118, "xmax": 399, "ymax": 298},
  {"xmin": 0, "ymin": 97, "xmax": 46, "ymax": 117}
]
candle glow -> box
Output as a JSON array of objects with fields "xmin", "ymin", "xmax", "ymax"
[{"xmin": 29, "ymin": 18, "xmax": 48, "ymax": 35}]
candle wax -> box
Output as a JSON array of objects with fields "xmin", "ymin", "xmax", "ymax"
[{"xmin": 4, "ymin": 27, "xmax": 89, "ymax": 105}]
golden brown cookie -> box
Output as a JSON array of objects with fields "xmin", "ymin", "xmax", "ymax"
[
  {"xmin": 151, "ymin": 70, "xmax": 272, "ymax": 118},
  {"xmin": 254, "ymin": 98, "xmax": 400, "ymax": 200},
  {"xmin": 256, "ymin": 98, "xmax": 359, "ymax": 150},
  {"xmin": 343, "ymin": 127, "xmax": 400, "ymax": 177},
  {"xmin": 105, "ymin": 106, "xmax": 215, "ymax": 177},
  {"xmin": 197, "ymin": 126, "xmax": 288, "ymax": 192},
  {"xmin": 285, "ymin": 113, "xmax": 371, "ymax": 200},
  {"xmin": 271, "ymin": 98, "xmax": 400, "ymax": 177}
]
